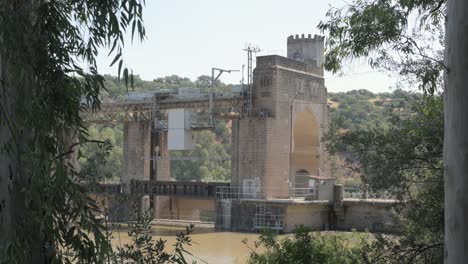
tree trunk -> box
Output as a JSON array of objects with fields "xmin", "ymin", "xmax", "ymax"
[
  {"xmin": 0, "ymin": 2, "xmax": 44, "ymax": 262},
  {"xmin": 444, "ymin": 0, "xmax": 468, "ymax": 263},
  {"xmin": 0, "ymin": 45, "xmax": 26, "ymax": 259}
]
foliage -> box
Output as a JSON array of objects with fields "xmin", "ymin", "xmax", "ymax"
[
  {"xmin": 318, "ymin": 0, "xmax": 446, "ymax": 94},
  {"xmin": 171, "ymin": 125, "xmax": 231, "ymax": 182},
  {"xmin": 80, "ymin": 126, "xmax": 124, "ymax": 183},
  {"xmin": 0, "ymin": 0, "xmax": 145, "ymax": 262},
  {"xmin": 328, "ymin": 89, "xmax": 418, "ymax": 131},
  {"xmin": 113, "ymin": 212, "xmax": 196, "ymax": 264},
  {"xmin": 319, "ymin": 1, "xmax": 446, "ymax": 262},
  {"xmin": 246, "ymin": 227, "xmax": 365, "ymax": 264},
  {"xmin": 84, "ymin": 75, "xmax": 233, "ymax": 183},
  {"xmin": 90, "ymin": 75, "xmax": 430, "ymax": 184},
  {"xmin": 101, "ymin": 74, "xmax": 232, "ymax": 102},
  {"xmin": 325, "ymin": 96, "xmax": 444, "ymax": 263}
]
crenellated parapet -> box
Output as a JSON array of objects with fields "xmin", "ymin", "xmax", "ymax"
[
  {"xmin": 287, "ymin": 33, "xmax": 325, "ymax": 69},
  {"xmin": 287, "ymin": 33, "xmax": 324, "ymax": 42}
]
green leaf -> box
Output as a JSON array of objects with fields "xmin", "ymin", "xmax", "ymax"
[
  {"xmin": 110, "ymin": 52, "xmax": 121, "ymax": 67},
  {"xmin": 131, "ymin": 19, "xmax": 136, "ymax": 41},
  {"xmin": 118, "ymin": 60, "xmax": 123, "ymax": 80},
  {"xmin": 123, "ymin": 68, "xmax": 129, "ymax": 92},
  {"xmin": 130, "ymin": 70, "xmax": 134, "ymax": 91}
]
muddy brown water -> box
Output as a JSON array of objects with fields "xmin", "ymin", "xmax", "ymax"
[{"xmin": 110, "ymin": 225, "xmax": 269, "ymax": 264}]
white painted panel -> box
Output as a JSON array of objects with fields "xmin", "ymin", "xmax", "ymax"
[
  {"xmin": 168, "ymin": 129, "xmax": 185, "ymax": 150},
  {"xmin": 168, "ymin": 109, "xmax": 195, "ymax": 150},
  {"xmin": 168, "ymin": 109, "xmax": 185, "ymax": 129}
]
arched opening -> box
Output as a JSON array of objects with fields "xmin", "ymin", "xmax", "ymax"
[{"xmin": 291, "ymin": 110, "xmax": 320, "ymax": 192}]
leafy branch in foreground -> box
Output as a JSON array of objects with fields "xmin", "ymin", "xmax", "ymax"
[
  {"xmin": 246, "ymin": 226, "xmax": 365, "ymax": 264},
  {"xmin": 0, "ymin": 0, "xmax": 145, "ymax": 262},
  {"xmin": 113, "ymin": 211, "xmax": 197, "ymax": 264},
  {"xmin": 325, "ymin": 96, "xmax": 444, "ymax": 263},
  {"xmin": 318, "ymin": 0, "xmax": 446, "ymax": 94}
]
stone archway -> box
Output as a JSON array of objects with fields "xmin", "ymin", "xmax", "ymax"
[{"xmin": 291, "ymin": 110, "xmax": 320, "ymax": 188}]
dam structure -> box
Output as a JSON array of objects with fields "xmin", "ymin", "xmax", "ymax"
[{"xmin": 85, "ymin": 34, "xmax": 398, "ymax": 233}]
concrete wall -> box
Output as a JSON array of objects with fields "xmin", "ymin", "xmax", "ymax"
[
  {"xmin": 231, "ymin": 51, "xmax": 330, "ymax": 200},
  {"xmin": 287, "ymin": 34, "xmax": 325, "ymax": 69},
  {"xmin": 222, "ymin": 200, "xmax": 287, "ymax": 232},
  {"xmin": 155, "ymin": 197, "xmax": 215, "ymax": 221},
  {"xmin": 155, "ymin": 131, "xmax": 171, "ymax": 180},
  {"xmin": 337, "ymin": 200, "xmax": 399, "ymax": 233},
  {"xmin": 317, "ymin": 180, "xmax": 335, "ymax": 201},
  {"xmin": 122, "ymin": 121, "xmax": 152, "ymax": 218},
  {"xmin": 216, "ymin": 198, "xmax": 399, "ymax": 234},
  {"xmin": 283, "ymin": 202, "xmax": 329, "ymax": 232},
  {"xmin": 123, "ymin": 121, "xmax": 151, "ymax": 186},
  {"xmin": 153, "ymin": 131, "xmax": 171, "ymax": 219}
]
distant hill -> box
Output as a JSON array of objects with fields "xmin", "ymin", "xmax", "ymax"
[
  {"xmin": 328, "ymin": 89, "xmax": 420, "ymax": 131},
  {"xmin": 83, "ymin": 75, "xmax": 421, "ymax": 183}
]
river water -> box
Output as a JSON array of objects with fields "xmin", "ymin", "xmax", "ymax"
[{"xmin": 111, "ymin": 225, "xmax": 267, "ymax": 264}]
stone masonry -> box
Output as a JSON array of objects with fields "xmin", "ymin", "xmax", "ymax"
[
  {"xmin": 121, "ymin": 121, "xmax": 151, "ymax": 217},
  {"xmin": 231, "ymin": 34, "xmax": 330, "ymax": 199}
]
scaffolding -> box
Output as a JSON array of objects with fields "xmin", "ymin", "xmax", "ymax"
[
  {"xmin": 254, "ymin": 203, "xmax": 284, "ymax": 231},
  {"xmin": 214, "ymin": 185, "xmax": 324, "ymax": 232},
  {"xmin": 215, "ymin": 185, "xmax": 317, "ymax": 200},
  {"xmin": 215, "ymin": 198, "xmax": 285, "ymax": 232},
  {"xmin": 243, "ymin": 44, "xmax": 260, "ymax": 116}
]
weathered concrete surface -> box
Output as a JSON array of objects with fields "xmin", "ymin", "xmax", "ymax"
[
  {"xmin": 153, "ymin": 131, "xmax": 171, "ymax": 219},
  {"xmin": 336, "ymin": 199, "xmax": 399, "ymax": 232},
  {"xmin": 230, "ymin": 35, "xmax": 330, "ymax": 200},
  {"xmin": 287, "ymin": 34, "xmax": 325, "ymax": 68},
  {"xmin": 216, "ymin": 198, "xmax": 398, "ymax": 233},
  {"xmin": 283, "ymin": 202, "xmax": 330, "ymax": 232},
  {"xmin": 104, "ymin": 35, "xmax": 397, "ymax": 236},
  {"xmin": 231, "ymin": 51, "xmax": 330, "ymax": 200},
  {"xmin": 122, "ymin": 121, "xmax": 151, "ymax": 219},
  {"xmin": 122, "ymin": 121, "xmax": 151, "ymax": 187},
  {"xmin": 163, "ymin": 197, "xmax": 216, "ymax": 221}
]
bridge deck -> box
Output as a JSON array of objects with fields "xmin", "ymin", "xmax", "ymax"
[
  {"xmin": 89, "ymin": 95, "xmax": 243, "ymax": 113},
  {"xmin": 83, "ymin": 180, "xmax": 230, "ymax": 199},
  {"xmin": 83, "ymin": 95, "xmax": 244, "ymax": 124}
]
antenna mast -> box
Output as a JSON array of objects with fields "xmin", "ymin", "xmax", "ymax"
[{"xmin": 243, "ymin": 44, "xmax": 260, "ymax": 116}]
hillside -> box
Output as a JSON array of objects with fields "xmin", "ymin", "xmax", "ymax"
[
  {"xmin": 81, "ymin": 75, "xmax": 420, "ymax": 183},
  {"xmin": 328, "ymin": 89, "xmax": 418, "ymax": 131}
]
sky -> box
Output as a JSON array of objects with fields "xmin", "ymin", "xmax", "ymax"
[{"xmin": 96, "ymin": 0, "xmax": 397, "ymax": 93}]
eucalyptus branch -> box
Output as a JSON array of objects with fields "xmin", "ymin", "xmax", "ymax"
[
  {"xmin": 402, "ymin": 36, "xmax": 448, "ymax": 72},
  {"xmin": 430, "ymin": 0, "xmax": 446, "ymax": 14},
  {"xmin": 55, "ymin": 139, "xmax": 106, "ymax": 159}
]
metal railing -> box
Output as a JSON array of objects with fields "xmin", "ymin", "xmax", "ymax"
[
  {"xmin": 215, "ymin": 186, "xmax": 318, "ymax": 200},
  {"xmin": 291, "ymin": 187, "xmax": 316, "ymax": 198},
  {"xmin": 343, "ymin": 185, "xmax": 394, "ymax": 200},
  {"xmin": 155, "ymin": 209, "xmax": 216, "ymax": 222},
  {"xmin": 254, "ymin": 213, "xmax": 284, "ymax": 230}
]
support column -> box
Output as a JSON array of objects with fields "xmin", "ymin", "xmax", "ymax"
[
  {"xmin": 119, "ymin": 121, "xmax": 151, "ymax": 220},
  {"xmin": 153, "ymin": 131, "xmax": 171, "ymax": 219}
]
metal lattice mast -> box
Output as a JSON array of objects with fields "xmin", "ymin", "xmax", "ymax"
[{"xmin": 243, "ymin": 44, "xmax": 260, "ymax": 116}]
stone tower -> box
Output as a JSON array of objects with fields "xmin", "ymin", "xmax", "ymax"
[
  {"xmin": 287, "ymin": 34, "xmax": 324, "ymax": 68},
  {"xmin": 231, "ymin": 34, "xmax": 330, "ymax": 199}
]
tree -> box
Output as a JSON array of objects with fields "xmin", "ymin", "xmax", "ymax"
[
  {"xmin": 444, "ymin": 0, "xmax": 468, "ymax": 262},
  {"xmin": 318, "ymin": 0, "xmax": 446, "ymax": 94},
  {"xmin": 246, "ymin": 227, "xmax": 364, "ymax": 264},
  {"xmin": 320, "ymin": 0, "xmax": 468, "ymax": 262},
  {"xmin": 0, "ymin": 0, "xmax": 145, "ymax": 262},
  {"xmin": 112, "ymin": 212, "xmax": 194, "ymax": 264},
  {"xmin": 326, "ymin": 96, "xmax": 444, "ymax": 263}
]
